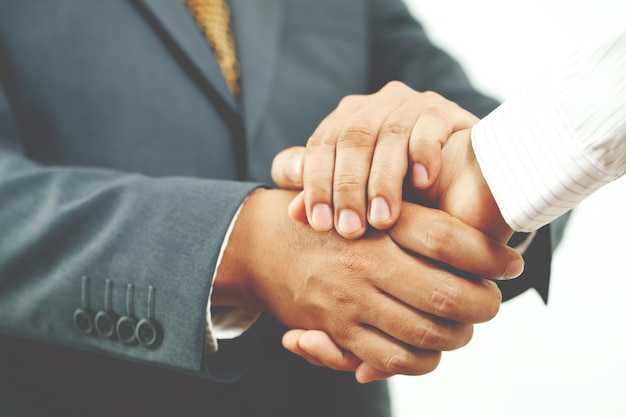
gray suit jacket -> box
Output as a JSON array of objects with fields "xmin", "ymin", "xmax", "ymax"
[{"xmin": 0, "ymin": 1, "xmax": 551, "ymax": 416}]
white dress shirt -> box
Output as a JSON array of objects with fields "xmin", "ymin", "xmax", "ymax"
[{"xmin": 472, "ymin": 29, "xmax": 626, "ymax": 232}]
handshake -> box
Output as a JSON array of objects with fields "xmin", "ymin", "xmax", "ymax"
[{"xmin": 214, "ymin": 82, "xmax": 525, "ymax": 384}]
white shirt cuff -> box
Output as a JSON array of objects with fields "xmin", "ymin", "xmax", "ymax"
[
  {"xmin": 471, "ymin": 29, "xmax": 626, "ymax": 232},
  {"xmin": 471, "ymin": 75, "xmax": 621, "ymax": 232}
]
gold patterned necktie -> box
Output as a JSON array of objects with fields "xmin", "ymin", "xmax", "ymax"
[{"xmin": 187, "ymin": 0, "xmax": 241, "ymax": 95}]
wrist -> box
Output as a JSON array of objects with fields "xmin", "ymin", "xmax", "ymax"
[
  {"xmin": 212, "ymin": 188, "xmax": 302, "ymax": 314},
  {"xmin": 467, "ymin": 137, "xmax": 512, "ymax": 242},
  {"xmin": 212, "ymin": 189, "xmax": 265, "ymax": 311}
]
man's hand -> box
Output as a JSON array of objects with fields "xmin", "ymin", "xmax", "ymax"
[
  {"xmin": 274, "ymin": 128, "xmax": 511, "ymax": 243},
  {"xmin": 272, "ymin": 129, "xmax": 520, "ymax": 382},
  {"xmin": 286, "ymin": 81, "xmax": 479, "ymax": 239},
  {"xmin": 212, "ymin": 189, "xmax": 521, "ymax": 381}
]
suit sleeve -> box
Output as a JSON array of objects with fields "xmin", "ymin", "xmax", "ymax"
[{"xmin": 0, "ymin": 82, "xmax": 261, "ymax": 382}]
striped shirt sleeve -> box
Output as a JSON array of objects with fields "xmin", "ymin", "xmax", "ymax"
[{"xmin": 471, "ymin": 29, "xmax": 626, "ymax": 232}]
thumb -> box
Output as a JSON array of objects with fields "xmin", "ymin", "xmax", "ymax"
[
  {"xmin": 271, "ymin": 146, "xmax": 305, "ymax": 190},
  {"xmin": 409, "ymin": 106, "xmax": 478, "ymax": 189}
]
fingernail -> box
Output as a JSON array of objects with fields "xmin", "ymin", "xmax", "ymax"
[
  {"xmin": 311, "ymin": 204, "xmax": 333, "ymax": 231},
  {"xmin": 369, "ymin": 197, "xmax": 390, "ymax": 223},
  {"xmin": 337, "ymin": 209, "xmax": 362, "ymax": 235},
  {"xmin": 412, "ymin": 163, "xmax": 429, "ymax": 187},
  {"xmin": 285, "ymin": 155, "xmax": 302, "ymax": 185},
  {"xmin": 504, "ymin": 259, "xmax": 524, "ymax": 279}
]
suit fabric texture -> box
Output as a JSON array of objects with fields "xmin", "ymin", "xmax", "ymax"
[{"xmin": 0, "ymin": 0, "xmax": 551, "ymax": 416}]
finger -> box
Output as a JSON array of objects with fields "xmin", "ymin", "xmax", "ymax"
[
  {"xmin": 409, "ymin": 100, "xmax": 478, "ymax": 189},
  {"xmin": 376, "ymin": 259, "xmax": 502, "ymax": 324},
  {"xmin": 271, "ymin": 146, "xmax": 305, "ymax": 190},
  {"xmin": 287, "ymin": 191, "xmax": 308, "ymax": 223},
  {"xmin": 361, "ymin": 291, "xmax": 474, "ymax": 351},
  {"xmin": 338, "ymin": 325, "xmax": 442, "ymax": 377},
  {"xmin": 282, "ymin": 329, "xmax": 326, "ymax": 367},
  {"xmin": 368, "ymin": 223, "xmax": 504, "ymax": 324},
  {"xmin": 303, "ymin": 97, "xmax": 363, "ymax": 232},
  {"xmin": 289, "ymin": 330, "xmax": 394, "ymax": 380},
  {"xmin": 366, "ymin": 101, "xmax": 418, "ymax": 231},
  {"xmin": 298, "ymin": 330, "xmax": 362, "ymax": 371},
  {"xmin": 391, "ymin": 202, "xmax": 525, "ymax": 280},
  {"xmin": 282, "ymin": 328, "xmax": 304, "ymax": 350},
  {"xmin": 332, "ymin": 92, "xmax": 407, "ymax": 239},
  {"xmin": 355, "ymin": 363, "xmax": 394, "ymax": 384}
]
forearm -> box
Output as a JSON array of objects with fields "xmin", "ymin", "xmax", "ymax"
[{"xmin": 0, "ymin": 143, "xmax": 260, "ymax": 379}]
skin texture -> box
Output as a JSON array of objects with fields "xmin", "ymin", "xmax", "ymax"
[
  {"xmin": 212, "ymin": 186, "xmax": 521, "ymax": 378},
  {"xmin": 271, "ymin": 128, "xmax": 519, "ymax": 382}
]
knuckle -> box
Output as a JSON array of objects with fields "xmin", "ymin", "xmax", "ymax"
[
  {"xmin": 333, "ymin": 173, "xmax": 363, "ymax": 195},
  {"xmin": 422, "ymin": 104, "xmax": 448, "ymax": 121},
  {"xmin": 305, "ymin": 132, "xmax": 323, "ymax": 146},
  {"xmin": 337, "ymin": 124, "xmax": 377, "ymax": 149},
  {"xmin": 414, "ymin": 319, "xmax": 444, "ymax": 349},
  {"xmin": 383, "ymin": 351, "xmax": 414, "ymax": 375},
  {"xmin": 423, "ymin": 217, "xmax": 455, "ymax": 257},
  {"xmin": 429, "ymin": 278, "xmax": 461, "ymax": 318},
  {"xmin": 380, "ymin": 120, "xmax": 411, "ymax": 138},
  {"xmin": 306, "ymin": 131, "xmax": 335, "ymax": 148},
  {"xmin": 338, "ymin": 94, "xmax": 363, "ymax": 108},
  {"xmin": 382, "ymin": 80, "xmax": 408, "ymax": 93},
  {"xmin": 421, "ymin": 90, "xmax": 444, "ymax": 101}
]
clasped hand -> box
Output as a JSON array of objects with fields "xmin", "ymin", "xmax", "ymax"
[
  {"xmin": 267, "ymin": 82, "xmax": 522, "ymax": 382},
  {"xmin": 214, "ymin": 82, "xmax": 522, "ymax": 385}
]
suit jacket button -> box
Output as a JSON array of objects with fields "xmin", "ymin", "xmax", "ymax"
[
  {"xmin": 116, "ymin": 316, "xmax": 138, "ymax": 344},
  {"xmin": 95, "ymin": 311, "xmax": 117, "ymax": 339},
  {"xmin": 135, "ymin": 318, "xmax": 162, "ymax": 349},
  {"xmin": 73, "ymin": 308, "xmax": 94, "ymax": 335}
]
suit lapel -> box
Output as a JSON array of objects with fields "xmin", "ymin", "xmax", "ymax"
[
  {"xmin": 133, "ymin": 0, "xmax": 237, "ymax": 112},
  {"xmin": 230, "ymin": 0, "xmax": 286, "ymax": 142},
  {"xmin": 134, "ymin": 0, "xmax": 286, "ymax": 147}
]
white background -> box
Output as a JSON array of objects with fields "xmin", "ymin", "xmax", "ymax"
[{"xmin": 391, "ymin": 1, "xmax": 626, "ymax": 416}]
